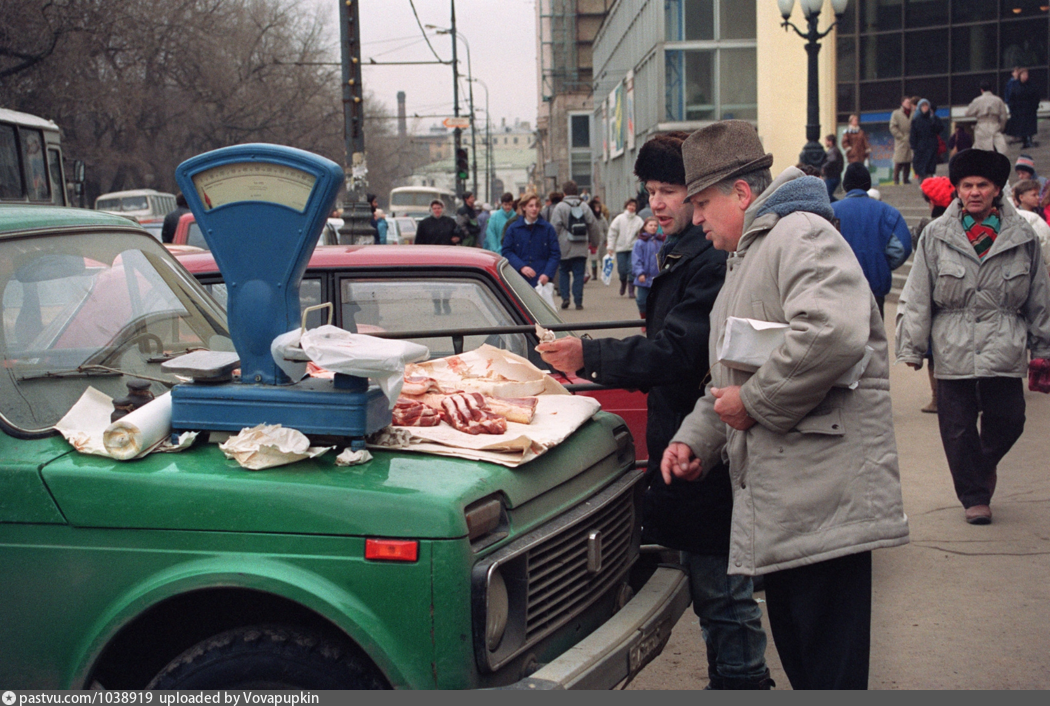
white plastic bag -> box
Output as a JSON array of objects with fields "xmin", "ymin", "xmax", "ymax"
[
  {"xmin": 601, "ymin": 254, "xmax": 614, "ymax": 285},
  {"xmin": 534, "ymin": 281, "xmax": 557, "ymax": 310}
]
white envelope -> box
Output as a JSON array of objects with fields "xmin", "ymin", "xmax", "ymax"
[{"xmin": 718, "ymin": 316, "xmax": 872, "ymax": 390}]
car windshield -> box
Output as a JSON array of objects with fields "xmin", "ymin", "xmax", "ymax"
[
  {"xmin": 186, "ymin": 222, "xmax": 208, "ymax": 250},
  {"xmin": 97, "ymin": 196, "xmax": 149, "ymax": 212},
  {"xmin": 0, "ymin": 231, "xmax": 231, "ymax": 433},
  {"xmin": 498, "ymin": 260, "xmax": 571, "ymax": 331}
]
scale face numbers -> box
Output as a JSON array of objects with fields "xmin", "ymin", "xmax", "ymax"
[{"xmin": 191, "ymin": 162, "xmax": 317, "ymax": 212}]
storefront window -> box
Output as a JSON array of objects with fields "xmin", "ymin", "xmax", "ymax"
[
  {"xmin": 861, "ymin": 33, "xmax": 902, "ymax": 79},
  {"xmin": 952, "ymin": 24, "xmax": 997, "ymax": 73}
]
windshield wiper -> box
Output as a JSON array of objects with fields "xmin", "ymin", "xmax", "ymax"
[{"xmin": 18, "ymin": 366, "xmax": 176, "ymax": 386}]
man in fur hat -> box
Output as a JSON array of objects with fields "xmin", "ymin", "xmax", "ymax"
[
  {"xmin": 537, "ymin": 132, "xmax": 772, "ymax": 690},
  {"xmin": 897, "ymin": 149, "xmax": 1050, "ymax": 526},
  {"xmin": 662, "ymin": 120, "xmax": 910, "ymax": 689}
]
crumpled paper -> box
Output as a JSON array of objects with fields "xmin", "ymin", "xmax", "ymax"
[
  {"xmin": 218, "ymin": 424, "xmax": 332, "ymax": 470},
  {"xmin": 335, "ymin": 448, "xmax": 373, "ymax": 466},
  {"xmin": 271, "ymin": 324, "xmax": 429, "ymax": 407}
]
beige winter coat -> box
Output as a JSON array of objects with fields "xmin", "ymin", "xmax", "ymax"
[
  {"xmin": 889, "ymin": 107, "xmax": 913, "ymax": 164},
  {"xmin": 896, "ymin": 199, "xmax": 1050, "ymax": 378},
  {"xmin": 606, "ymin": 210, "xmax": 644, "ymax": 253},
  {"xmin": 670, "ymin": 168, "xmax": 910, "ymax": 576},
  {"xmin": 965, "ymin": 92, "xmax": 1009, "ymax": 153}
]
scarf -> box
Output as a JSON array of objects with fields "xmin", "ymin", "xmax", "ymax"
[
  {"xmin": 962, "ymin": 208, "xmax": 1000, "ymax": 260},
  {"xmin": 755, "ymin": 175, "xmax": 836, "ymax": 222}
]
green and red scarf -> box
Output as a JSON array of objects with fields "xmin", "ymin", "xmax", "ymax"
[{"xmin": 961, "ymin": 208, "xmax": 1000, "ymax": 260}]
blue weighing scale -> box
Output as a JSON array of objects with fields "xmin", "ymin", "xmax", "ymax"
[{"xmin": 166, "ymin": 144, "xmax": 391, "ymax": 446}]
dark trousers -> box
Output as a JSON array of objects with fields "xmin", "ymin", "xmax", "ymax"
[
  {"xmin": 824, "ymin": 177, "xmax": 840, "ymax": 202},
  {"xmin": 937, "ymin": 377, "xmax": 1025, "ymax": 508},
  {"xmin": 558, "ymin": 257, "xmax": 586, "ymax": 305},
  {"xmin": 763, "ymin": 551, "xmax": 872, "ymax": 690},
  {"xmin": 893, "ymin": 162, "xmax": 911, "ymax": 184}
]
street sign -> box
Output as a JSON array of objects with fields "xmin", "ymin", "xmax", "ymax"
[{"xmin": 443, "ymin": 116, "xmax": 471, "ymax": 129}]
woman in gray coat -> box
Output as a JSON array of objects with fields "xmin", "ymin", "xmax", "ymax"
[{"xmin": 896, "ymin": 149, "xmax": 1050, "ymax": 525}]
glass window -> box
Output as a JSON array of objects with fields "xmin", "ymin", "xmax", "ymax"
[
  {"xmin": 905, "ymin": 0, "xmax": 949, "ymax": 27},
  {"xmin": 837, "ymin": 0, "xmax": 858, "ymax": 34},
  {"xmin": 570, "ymin": 114, "xmax": 590, "ymax": 148},
  {"xmin": 21, "ymin": 129, "xmax": 49, "ymax": 201},
  {"xmin": 47, "ymin": 149, "xmax": 63, "ymax": 205},
  {"xmin": 952, "ymin": 73, "xmax": 998, "ymax": 105},
  {"xmin": 952, "ymin": 24, "xmax": 998, "ymax": 72},
  {"xmin": 570, "ymin": 152, "xmax": 592, "ymax": 189},
  {"xmin": 904, "ymin": 77, "xmax": 950, "ymax": 108},
  {"xmin": 838, "ymin": 36, "xmax": 857, "ymax": 82},
  {"xmin": 0, "ymin": 124, "xmax": 21, "ymax": 199},
  {"xmin": 338, "ymin": 278, "xmax": 527, "ymax": 359},
  {"xmin": 1001, "ymin": 19, "xmax": 1048, "ymax": 69},
  {"xmin": 719, "ymin": 48, "xmax": 757, "ymax": 120},
  {"xmin": 718, "ymin": 0, "xmax": 754, "ymax": 39},
  {"xmin": 952, "ymin": 0, "xmax": 997, "ymax": 23},
  {"xmin": 861, "ymin": 33, "xmax": 902, "ymax": 79},
  {"xmin": 837, "ymin": 82, "xmax": 858, "ymax": 116},
  {"xmin": 859, "ymin": 0, "xmax": 902, "ymax": 33},
  {"xmin": 187, "ymin": 223, "xmax": 208, "ymax": 250},
  {"xmin": 859, "ymin": 80, "xmax": 905, "ymax": 110},
  {"xmin": 1001, "ymin": 0, "xmax": 1050, "ymax": 19},
  {"xmin": 905, "ymin": 28, "xmax": 949, "ymax": 75},
  {"xmin": 666, "ymin": 0, "xmax": 714, "ymax": 41}
]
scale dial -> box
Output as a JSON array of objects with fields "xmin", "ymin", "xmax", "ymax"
[{"xmin": 192, "ymin": 162, "xmax": 317, "ymax": 212}]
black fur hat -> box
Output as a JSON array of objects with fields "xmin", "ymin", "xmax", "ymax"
[
  {"xmin": 634, "ymin": 131, "xmax": 690, "ymax": 185},
  {"xmin": 948, "ymin": 148, "xmax": 1011, "ymax": 189},
  {"xmin": 842, "ymin": 162, "xmax": 872, "ymax": 192}
]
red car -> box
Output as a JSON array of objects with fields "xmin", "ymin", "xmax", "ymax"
[
  {"xmin": 172, "ymin": 213, "xmax": 340, "ymax": 249},
  {"xmin": 176, "ymin": 244, "xmax": 650, "ymax": 460}
]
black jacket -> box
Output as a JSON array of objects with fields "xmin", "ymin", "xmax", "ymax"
[
  {"xmin": 910, "ymin": 110, "xmax": 943, "ymax": 177},
  {"xmin": 580, "ymin": 224, "xmax": 732, "ymax": 555},
  {"xmin": 414, "ymin": 215, "xmax": 459, "ymax": 245}
]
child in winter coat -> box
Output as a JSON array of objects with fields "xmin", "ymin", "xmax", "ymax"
[{"xmin": 631, "ymin": 217, "xmax": 664, "ymax": 318}]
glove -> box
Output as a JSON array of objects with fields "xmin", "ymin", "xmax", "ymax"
[{"xmin": 1029, "ymin": 358, "xmax": 1050, "ymax": 393}]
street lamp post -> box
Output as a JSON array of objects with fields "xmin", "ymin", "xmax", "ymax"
[
  {"xmin": 469, "ymin": 77, "xmax": 491, "ymax": 203},
  {"xmin": 427, "ymin": 23, "xmax": 478, "ymax": 196},
  {"xmin": 778, "ymin": 0, "xmax": 850, "ymax": 170}
]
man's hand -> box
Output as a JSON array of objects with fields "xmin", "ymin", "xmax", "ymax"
[
  {"xmin": 537, "ymin": 273, "xmax": 549, "ymax": 285},
  {"xmin": 711, "ymin": 386, "xmax": 755, "ymax": 430},
  {"xmin": 521, "ymin": 266, "xmax": 537, "ymax": 279},
  {"xmin": 906, "ymin": 361, "xmax": 922, "ymax": 370},
  {"xmin": 536, "ymin": 336, "xmax": 584, "ymax": 375},
  {"xmin": 660, "ymin": 442, "xmax": 702, "ymax": 484}
]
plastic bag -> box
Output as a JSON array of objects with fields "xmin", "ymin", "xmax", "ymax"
[
  {"xmin": 534, "ymin": 281, "xmax": 557, "ymax": 310},
  {"xmin": 601, "ymin": 254, "xmax": 614, "ymax": 285}
]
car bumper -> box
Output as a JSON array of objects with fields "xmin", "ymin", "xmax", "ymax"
[{"xmin": 500, "ymin": 561, "xmax": 691, "ymax": 690}]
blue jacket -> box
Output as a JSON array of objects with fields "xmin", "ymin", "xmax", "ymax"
[
  {"xmin": 631, "ymin": 232, "xmax": 664, "ymax": 288},
  {"xmin": 484, "ymin": 207, "xmax": 516, "ymax": 252},
  {"xmin": 831, "ymin": 190, "xmax": 912, "ymax": 297},
  {"xmin": 501, "ymin": 216, "xmax": 561, "ymax": 286}
]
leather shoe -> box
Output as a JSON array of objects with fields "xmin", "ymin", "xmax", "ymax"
[
  {"xmin": 561, "ymin": 299, "xmax": 570, "ymax": 309},
  {"xmin": 965, "ymin": 505, "xmax": 992, "ymax": 525}
]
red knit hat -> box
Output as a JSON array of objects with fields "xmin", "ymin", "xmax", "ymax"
[{"xmin": 920, "ymin": 176, "xmax": 954, "ymax": 209}]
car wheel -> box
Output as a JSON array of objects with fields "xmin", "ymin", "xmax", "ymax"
[{"xmin": 146, "ymin": 625, "xmax": 388, "ymax": 690}]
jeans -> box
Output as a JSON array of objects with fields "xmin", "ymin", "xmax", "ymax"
[
  {"xmin": 824, "ymin": 177, "xmax": 841, "ymax": 201},
  {"xmin": 615, "ymin": 250, "xmax": 632, "ymax": 284},
  {"xmin": 684, "ymin": 553, "xmax": 768, "ymax": 683},
  {"xmin": 635, "ymin": 284, "xmax": 650, "ymax": 315},
  {"xmin": 558, "ymin": 256, "xmax": 587, "ymax": 305}
]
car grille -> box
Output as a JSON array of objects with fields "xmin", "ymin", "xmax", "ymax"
[{"xmin": 524, "ymin": 490, "xmax": 635, "ymax": 643}]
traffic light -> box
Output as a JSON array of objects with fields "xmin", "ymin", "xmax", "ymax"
[{"xmin": 455, "ymin": 148, "xmax": 470, "ymax": 181}]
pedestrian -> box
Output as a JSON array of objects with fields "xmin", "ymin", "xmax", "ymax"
[
  {"xmin": 912, "ymin": 175, "xmax": 956, "ymax": 413},
  {"xmin": 947, "ymin": 123, "xmax": 973, "ymax": 157},
  {"xmin": 455, "ymin": 191, "xmax": 482, "ymax": 247},
  {"xmin": 537, "ymin": 131, "xmax": 771, "ymax": 690},
  {"xmin": 1011, "ymin": 179, "xmax": 1050, "ymax": 275},
  {"xmin": 631, "ymin": 216, "xmax": 663, "ymax": 320},
  {"xmin": 896, "ymin": 149, "xmax": 1050, "ymax": 526},
  {"xmin": 414, "ymin": 200, "xmax": 460, "ymax": 245},
  {"xmin": 821, "ymin": 133, "xmax": 845, "ymax": 201},
  {"xmin": 1013, "ymin": 154, "xmax": 1048, "ymax": 200},
  {"xmin": 910, "ymin": 98, "xmax": 944, "ymax": 182},
  {"xmin": 664, "ymin": 120, "xmax": 910, "ymax": 690},
  {"xmin": 484, "ymin": 192, "xmax": 516, "ymax": 252},
  {"xmin": 549, "ymin": 180, "xmax": 601, "ymax": 310},
  {"xmin": 501, "ymin": 193, "xmax": 560, "ymax": 287},
  {"xmin": 1007, "ymin": 68, "xmax": 1040, "ymax": 149},
  {"xmin": 889, "ymin": 96, "xmax": 914, "ymax": 185},
  {"xmin": 831, "ymin": 163, "xmax": 912, "ymax": 318},
  {"xmin": 541, "ymin": 191, "xmax": 562, "ymax": 223},
  {"xmin": 161, "ymin": 193, "xmax": 190, "ymax": 244},
  {"xmin": 606, "ymin": 198, "xmax": 644, "ymax": 297},
  {"xmin": 373, "ymin": 208, "xmax": 388, "ymax": 245},
  {"xmin": 476, "ymin": 202, "xmax": 491, "ymax": 240},
  {"xmin": 366, "ymin": 193, "xmax": 380, "ymax": 244},
  {"xmin": 965, "ymin": 81, "xmax": 1009, "ymax": 154},
  {"xmin": 841, "ymin": 114, "xmax": 871, "ymax": 165},
  {"xmin": 588, "ymin": 196, "xmax": 609, "ymax": 283}
]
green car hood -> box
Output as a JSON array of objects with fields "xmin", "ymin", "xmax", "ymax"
[{"xmin": 34, "ymin": 413, "xmax": 626, "ymax": 539}]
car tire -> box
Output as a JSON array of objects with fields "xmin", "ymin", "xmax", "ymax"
[{"xmin": 146, "ymin": 624, "xmax": 388, "ymax": 690}]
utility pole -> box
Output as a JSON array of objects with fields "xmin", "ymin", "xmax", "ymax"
[
  {"xmin": 451, "ymin": 0, "xmax": 463, "ymax": 198},
  {"xmin": 338, "ymin": 0, "xmax": 376, "ymax": 244}
]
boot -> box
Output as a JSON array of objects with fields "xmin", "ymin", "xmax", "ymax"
[
  {"xmin": 628, "ymin": 282, "xmax": 635, "ymax": 298},
  {"xmin": 619, "ymin": 279, "xmax": 626, "ymax": 296}
]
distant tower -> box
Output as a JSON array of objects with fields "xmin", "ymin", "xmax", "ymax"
[{"xmin": 397, "ymin": 91, "xmax": 407, "ymax": 137}]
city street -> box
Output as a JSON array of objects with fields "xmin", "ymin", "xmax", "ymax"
[{"xmin": 556, "ymin": 270, "xmax": 1050, "ymax": 690}]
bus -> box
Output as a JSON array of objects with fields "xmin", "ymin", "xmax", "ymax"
[
  {"xmin": 95, "ymin": 189, "xmax": 177, "ymax": 239},
  {"xmin": 0, "ymin": 107, "xmax": 69, "ymax": 206},
  {"xmin": 388, "ymin": 185, "xmax": 457, "ymax": 221}
]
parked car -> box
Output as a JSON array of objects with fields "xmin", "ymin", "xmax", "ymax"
[
  {"xmin": 390, "ymin": 215, "xmax": 417, "ymax": 244},
  {"xmin": 172, "ymin": 212, "xmax": 339, "ymax": 250},
  {"xmin": 176, "ymin": 244, "xmax": 650, "ymax": 460},
  {"xmin": 0, "ymin": 205, "xmax": 686, "ymax": 689}
]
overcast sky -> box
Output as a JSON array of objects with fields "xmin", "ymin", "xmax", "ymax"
[{"xmin": 316, "ymin": 0, "xmax": 539, "ymax": 133}]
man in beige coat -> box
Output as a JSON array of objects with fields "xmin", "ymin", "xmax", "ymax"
[
  {"xmin": 965, "ymin": 81, "xmax": 1009, "ymax": 153},
  {"xmin": 889, "ymin": 96, "xmax": 913, "ymax": 185},
  {"xmin": 662, "ymin": 121, "xmax": 910, "ymax": 690}
]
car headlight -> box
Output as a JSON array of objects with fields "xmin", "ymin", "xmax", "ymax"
[{"xmin": 486, "ymin": 566, "xmax": 509, "ymax": 651}]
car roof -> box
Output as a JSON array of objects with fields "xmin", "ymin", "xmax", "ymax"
[
  {"xmin": 177, "ymin": 244, "xmax": 505, "ymax": 274},
  {"xmin": 0, "ymin": 205, "xmax": 148, "ymax": 236}
]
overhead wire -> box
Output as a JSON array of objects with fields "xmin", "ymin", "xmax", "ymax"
[{"xmin": 407, "ymin": 0, "xmax": 446, "ymax": 63}]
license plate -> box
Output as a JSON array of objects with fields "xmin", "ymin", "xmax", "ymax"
[{"xmin": 627, "ymin": 616, "xmax": 674, "ymax": 675}]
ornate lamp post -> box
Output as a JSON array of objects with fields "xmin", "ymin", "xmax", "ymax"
[{"xmin": 778, "ymin": 0, "xmax": 850, "ymax": 170}]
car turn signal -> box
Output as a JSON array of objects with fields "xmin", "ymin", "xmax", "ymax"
[{"xmin": 365, "ymin": 538, "xmax": 419, "ymax": 562}]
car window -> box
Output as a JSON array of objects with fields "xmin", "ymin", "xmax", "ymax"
[
  {"xmin": 202, "ymin": 278, "xmax": 322, "ymax": 327},
  {"xmin": 187, "ymin": 222, "xmax": 208, "ymax": 250},
  {"xmin": 498, "ymin": 259, "xmax": 571, "ymax": 331},
  {"xmin": 338, "ymin": 277, "xmax": 528, "ymax": 358}
]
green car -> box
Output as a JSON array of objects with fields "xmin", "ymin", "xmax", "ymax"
[{"xmin": 0, "ymin": 205, "xmax": 689, "ymax": 690}]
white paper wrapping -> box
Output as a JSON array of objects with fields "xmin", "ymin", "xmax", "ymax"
[
  {"xmin": 406, "ymin": 344, "xmax": 569, "ymax": 397},
  {"xmin": 718, "ymin": 316, "xmax": 873, "ymax": 390},
  {"xmin": 103, "ymin": 392, "xmax": 174, "ymax": 460},
  {"xmin": 218, "ymin": 424, "xmax": 332, "ymax": 470}
]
